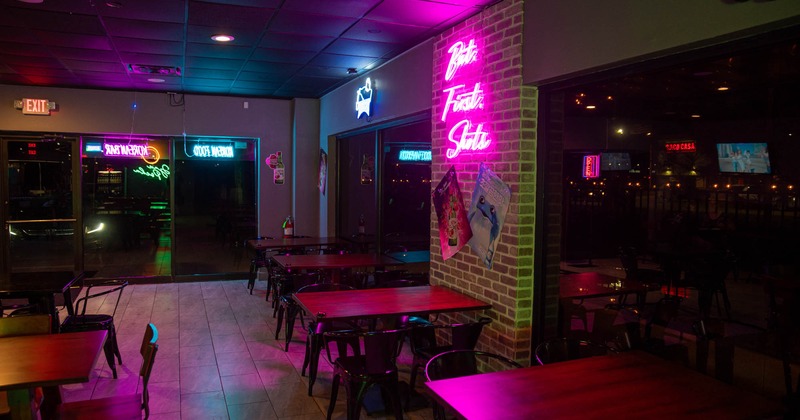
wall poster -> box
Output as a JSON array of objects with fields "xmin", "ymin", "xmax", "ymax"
[
  {"xmin": 318, "ymin": 149, "xmax": 327, "ymax": 194},
  {"xmin": 432, "ymin": 166, "xmax": 472, "ymax": 260},
  {"xmin": 468, "ymin": 162, "xmax": 511, "ymax": 269}
]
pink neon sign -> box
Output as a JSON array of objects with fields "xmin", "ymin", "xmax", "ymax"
[
  {"xmin": 583, "ymin": 155, "xmax": 601, "ymax": 178},
  {"xmin": 103, "ymin": 143, "xmax": 149, "ymax": 157},
  {"xmin": 440, "ymin": 38, "xmax": 490, "ymax": 160}
]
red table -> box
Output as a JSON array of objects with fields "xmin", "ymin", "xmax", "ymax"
[
  {"xmin": 272, "ymin": 253, "xmax": 402, "ymax": 272},
  {"xmin": 424, "ymin": 350, "xmax": 782, "ymax": 420},
  {"xmin": 247, "ymin": 236, "xmax": 347, "ymax": 252},
  {"xmin": 292, "ymin": 285, "xmax": 491, "ymax": 322},
  {"xmin": 0, "ymin": 330, "xmax": 107, "ymax": 420},
  {"xmin": 0, "ymin": 271, "xmax": 86, "ymax": 332}
]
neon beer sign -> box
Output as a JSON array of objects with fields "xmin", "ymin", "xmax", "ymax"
[
  {"xmin": 583, "ymin": 155, "xmax": 600, "ymax": 178},
  {"xmin": 356, "ymin": 78, "xmax": 373, "ymax": 119},
  {"xmin": 440, "ymin": 38, "xmax": 490, "ymax": 159}
]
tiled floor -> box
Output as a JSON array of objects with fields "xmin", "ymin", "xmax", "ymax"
[{"xmin": 60, "ymin": 280, "xmax": 435, "ymax": 420}]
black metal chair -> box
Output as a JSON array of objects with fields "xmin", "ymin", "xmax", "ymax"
[
  {"xmin": 274, "ymin": 272, "xmax": 323, "ymax": 351},
  {"xmin": 246, "ymin": 236, "xmax": 273, "ymax": 295},
  {"xmin": 424, "ymin": 349, "xmax": 522, "ymax": 420},
  {"xmin": 59, "ymin": 280, "xmax": 128, "ymax": 379},
  {"xmin": 534, "ymin": 337, "xmax": 617, "ymax": 365},
  {"xmin": 324, "ymin": 328, "xmax": 408, "ymax": 420},
  {"xmin": 55, "ymin": 323, "xmax": 159, "ymax": 419},
  {"xmin": 407, "ymin": 317, "xmax": 492, "ymax": 402},
  {"xmin": 299, "ymin": 283, "xmax": 360, "ymax": 396}
]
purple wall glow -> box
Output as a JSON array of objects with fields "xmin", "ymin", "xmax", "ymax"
[{"xmin": 439, "ymin": 38, "xmax": 491, "ymax": 160}]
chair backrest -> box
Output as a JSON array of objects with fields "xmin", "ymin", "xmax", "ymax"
[
  {"xmin": 279, "ymin": 272, "xmax": 323, "ymax": 296},
  {"xmin": 140, "ymin": 323, "xmax": 159, "ymax": 418},
  {"xmin": 324, "ymin": 328, "xmax": 408, "ymax": 375},
  {"xmin": 589, "ymin": 309, "xmax": 633, "ymax": 352},
  {"xmin": 411, "ymin": 317, "xmax": 491, "ymax": 353},
  {"xmin": 534, "ymin": 337, "xmax": 617, "ymax": 365},
  {"xmin": 425, "ymin": 350, "xmax": 522, "ymax": 382},
  {"xmin": 0, "ymin": 314, "xmax": 51, "ymax": 337},
  {"xmin": 74, "ymin": 280, "xmax": 128, "ymax": 317}
]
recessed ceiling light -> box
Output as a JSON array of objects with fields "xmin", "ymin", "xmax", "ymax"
[
  {"xmin": 148, "ymin": 78, "xmax": 165, "ymax": 83},
  {"xmin": 691, "ymin": 114, "xmax": 701, "ymax": 118},
  {"xmin": 18, "ymin": 0, "xmax": 44, "ymax": 3},
  {"xmin": 211, "ymin": 34, "xmax": 235, "ymax": 42},
  {"xmin": 585, "ymin": 105, "xmax": 596, "ymax": 109},
  {"xmin": 717, "ymin": 86, "xmax": 729, "ymax": 91}
]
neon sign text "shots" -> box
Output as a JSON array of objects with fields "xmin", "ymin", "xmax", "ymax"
[
  {"xmin": 193, "ymin": 144, "xmax": 234, "ymax": 158},
  {"xmin": 356, "ymin": 78, "xmax": 373, "ymax": 119},
  {"xmin": 446, "ymin": 121, "xmax": 491, "ymax": 159},
  {"xmin": 133, "ymin": 164, "xmax": 170, "ymax": 180}
]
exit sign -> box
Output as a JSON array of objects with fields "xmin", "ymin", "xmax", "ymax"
[{"xmin": 14, "ymin": 98, "xmax": 57, "ymax": 115}]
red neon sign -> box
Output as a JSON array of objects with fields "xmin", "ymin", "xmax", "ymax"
[
  {"xmin": 583, "ymin": 155, "xmax": 600, "ymax": 178},
  {"xmin": 665, "ymin": 141, "xmax": 696, "ymax": 152}
]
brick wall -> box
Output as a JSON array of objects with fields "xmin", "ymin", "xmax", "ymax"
[{"xmin": 430, "ymin": 0, "xmax": 536, "ymax": 363}]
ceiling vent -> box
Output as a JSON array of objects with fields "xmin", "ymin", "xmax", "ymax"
[{"xmin": 128, "ymin": 64, "xmax": 181, "ymax": 76}]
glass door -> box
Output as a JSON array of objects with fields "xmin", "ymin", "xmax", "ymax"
[{"xmin": 2, "ymin": 136, "xmax": 80, "ymax": 274}]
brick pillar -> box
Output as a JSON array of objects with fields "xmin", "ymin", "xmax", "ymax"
[{"xmin": 430, "ymin": 0, "xmax": 535, "ymax": 363}]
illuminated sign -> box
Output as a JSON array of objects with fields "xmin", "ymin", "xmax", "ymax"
[
  {"xmin": 356, "ymin": 77, "xmax": 373, "ymax": 119},
  {"xmin": 440, "ymin": 38, "xmax": 491, "ymax": 159},
  {"xmin": 85, "ymin": 144, "xmax": 102, "ymax": 153},
  {"xmin": 133, "ymin": 164, "xmax": 170, "ymax": 180},
  {"xmin": 398, "ymin": 150, "xmax": 432, "ymax": 162},
  {"xmin": 13, "ymin": 98, "xmax": 56, "ymax": 115},
  {"xmin": 583, "ymin": 155, "xmax": 601, "ymax": 178},
  {"xmin": 103, "ymin": 143, "xmax": 149, "ymax": 157},
  {"xmin": 665, "ymin": 141, "xmax": 697, "ymax": 152},
  {"xmin": 192, "ymin": 144, "xmax": 234, "ymax": 158}
]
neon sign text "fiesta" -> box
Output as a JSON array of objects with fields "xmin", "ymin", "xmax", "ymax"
[
  {"xmin": 441, "ymin": 38, "xmax": 490, "ymax": 159},
  {"xmin": 193, "ymin": 144, "xmax": 234, "ymax": 158}
]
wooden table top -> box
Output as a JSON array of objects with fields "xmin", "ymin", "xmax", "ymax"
[
  {"xmin": 272, "ymin": 253, "xmax": 402, "ymax": 271},
  {"xmin": 0, "ymin": 330, "xmax": 107, "ymax": 390},
  {"xmin": 0, "ymin": 271, "xmax": 85, "ymax": 296},
  {"xmin": 247, "ymin": 236, "xmax": 346, "ymax": 251},
  {"xmin": 559, "ymin": 271, "xmax": 650, "ymax": 300},
  {"xmin": 425, "ymin": 350, "xmax": 782, "ymax": 420},
  {"xmin": 292, "ymin": 285, "xmax": 491, "ymax": 322}
]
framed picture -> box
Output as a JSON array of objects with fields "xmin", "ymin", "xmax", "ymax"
[{"xmin": 318, "ymin": 149, "xmax": 328, "ymax": 194}]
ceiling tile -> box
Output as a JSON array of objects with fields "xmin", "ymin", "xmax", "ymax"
[
  {"xmin": 50, "ymin": 47, "xmax": 120, "ymax": 62},
  {"xmin": 15, "ymin": 9, "xmax": 106, "ymax": 35},
  {"xmin": 309, "ymin": 53, "xmax": 378, "ymax": 69},
  {"xmin": 183, "ymin": 77, "xmax": 234, "ymax": 88},
  {"xmin": 188, "ymin": 1, "xmax": 275, "ymax": 28},
  {"xmin": 120, "ymin": 53, "xmax": 183, "ymax": 68},
  {"xmin": 250, "ymin": 48, "xmax": 316, "ymax": 65},
  {"xmin": 201, "ymin": 0, "xmax": 283, "ymax": 7},
  {"xmin": 258, "ymin": 33, "xmax": 334, "ymax": 52},
  {"xmin": 185, "ymin": 68, "xmax": 240, "ymax": 79},
  {"xmin": 0, "ymin": 43, "xmax": 52, "ymax": 58},
  {"xmin": 281, "ymin": 0, "xmax": 381, "ymax": 18},
  {"xmin": 185, "ymin": 56, "xmax": 245, "ymax": 70},
  {"xmin": 98, "ymin": 0, "xmax": 185, "ymax": 23},
  {"xmin": 113, "ymin": 38, "xmax": 184, "ymax": 55},
  {"xmin": 0, "ymin": 54, "xmax": 64, "ymax": 69},
  {"xmin": 269, "ymin": 10, "xmax": 356, "ymax": 38},
  {"xmin": 325, "ymin": 38, "xmax": 398, "ymax": 58},
  {"xmin": 61, "ymin": 60, "xmax": 127, "ymax": 73},
  {"xmin": 33, "ymin": 31, "xmax": 112, "ymax": 50},
  {"xmin": 237, "ymin": 71, "xmax": 286, "ymax": 82},
  {"xmin": 342, "ymin": 19, "xmax": 428, "ymax": 44},
  {"xmin": 187, "ymin": 24, "xmax": 262, "ymax": 46},
  {"xmin": 299, "ymin": 65, "xmax": 356, "ymax": 78},
  {"xmin": 242, "ymin": 61, "xmax": 301, "ymax": 75},
  {"xmin": 231, "ymin": 80, "xmax": 283, "ymax": 90},
  {"xmin": 103, "ymin": 17, "xmax": 185, "ymax": 41},
  {"xmin": 74, "ymin": 70, "xmax": 133, "ymax": 82},
  {"xmin": 366, "ymin": 0, "xmax": 468, "ymax": 27}
]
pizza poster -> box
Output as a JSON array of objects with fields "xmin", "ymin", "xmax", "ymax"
[{"xmin": 432, "ymin": 166, "xmax": 473, "ymax": 260}]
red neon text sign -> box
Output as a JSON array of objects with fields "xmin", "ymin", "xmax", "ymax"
[
  {"xmin": 665, "ymin": 141, "xmax": 696, "ymax": 152},
  {"xmin": 583, "ymin": 155, "xmax": 600, "ymax": 178},
  {"xmin": 441, "ymin": 38, "xmax": 491, "ymax": 160}
]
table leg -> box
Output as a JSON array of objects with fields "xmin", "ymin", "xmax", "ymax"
[{"xmin": 6, "ymin": 388, "xmax": 37, "ymax": 420}]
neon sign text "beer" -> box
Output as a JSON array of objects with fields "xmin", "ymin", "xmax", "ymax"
[{"xmin": 441, "ymin": 38, "xmax": 490, "ymax": 159}]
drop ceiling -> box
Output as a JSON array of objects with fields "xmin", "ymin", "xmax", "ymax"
[{"xmin": 0, "ymin": 0, "xmax": 497, "ymax": 98}]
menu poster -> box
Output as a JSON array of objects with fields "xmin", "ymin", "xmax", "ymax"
[
  {"xmin": 318, "ymin": 149, "xmax": 327, "ymax": 195},
  {"xmin": 432, "ymin": 166, "xmax": 473, "ymax": 260},
  {"xmin": 468, "ymin": 162, "xmax": 512, "ymax": 269}
]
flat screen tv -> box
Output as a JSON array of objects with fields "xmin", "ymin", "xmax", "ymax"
[
  {"xmin": 600, "ymin": 152, "xmax": 631, "ymax": 171},
  {"xmin": 716, "ymin": 143, "xmax": 771, "ymax": 174}
]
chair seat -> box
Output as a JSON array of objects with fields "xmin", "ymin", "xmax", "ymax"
[
  {"xmin": 56, "ymin": 393, "xmax": 142, "ymax": 420},
  {"xmin": 63, "ymin": 314, "xmax": 114, "ymax": 325}
]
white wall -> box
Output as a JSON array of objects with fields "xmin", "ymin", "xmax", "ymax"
[
  {"xmin": 0, "ymin": 84, "xmax": 295, "ymax": 237},
  {"xmin": 292, "ymin": 98, "xmax": 322, "ymax": 237},
  {"xmin": 318, "ymin": 40, "xmax": 435, "ymax": 235},
  {"xmin": 523, "ymin": 0, "xmax": 800, "ymax": 84}
]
